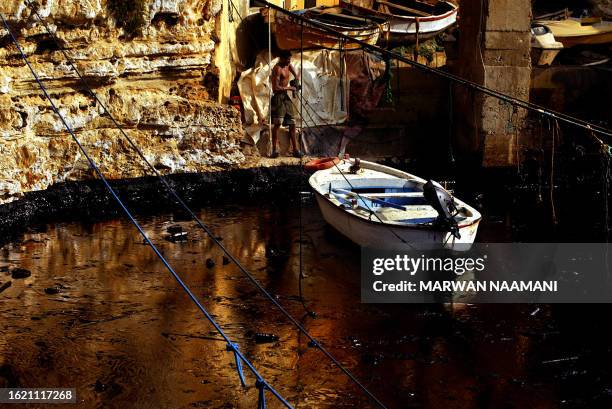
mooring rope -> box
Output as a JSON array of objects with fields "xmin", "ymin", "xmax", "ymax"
[
  {"xmin": 297, "ymin": 18, "xmax": 315, "ymax": 318},
  {"xmin": 0, "ymin": 11, "xmax": 292, "ymax": 409},
  {"xmin": 550, "ymin": 119, "xmax": 558, "ymax": 226},
  {"xmin": 21, "ymin": 3, "xmax": 387, "ymax": 407}
]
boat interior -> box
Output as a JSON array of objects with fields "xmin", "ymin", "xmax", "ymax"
[
  {"xmin": 304, "ymin": 6, "xmax": 387, "ymax": 28},
  {"xmin": 321, "ymin": 178, "xmax": 473, "ymax": 225},
  {"xmin": 361, "ymin": 0, "xmax": 456, "ymax": 17}
]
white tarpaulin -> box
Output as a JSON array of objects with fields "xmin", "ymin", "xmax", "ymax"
[{"xmin": 237, "ymin": 50, "xmax": 349, "ymax": 144}]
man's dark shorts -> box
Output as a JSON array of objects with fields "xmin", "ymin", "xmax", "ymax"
[{"xmin": 271, "ymin": 92, "xmax": 295, "ymax": 126}]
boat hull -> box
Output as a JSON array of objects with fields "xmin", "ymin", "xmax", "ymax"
[
  {"xmin": 340, "ymin": 0, "xmax": 458, "ymax": 45},
  {"xmin": 314, "ymin": 191, "xmax": 480, "ymax": 251},
  {"xmin": 536, "ymin": 18, "xmax": 612, "ymax": 48},
  {"xmin": 555, "ymin": 32, "xmax": 612, "ymax": 48},
  {"xmin": 262, "ymin": 8, "xmax": 387, "ymax": 50},
  {"xmin": 310, "ymin": 160, "xmax": 481, "ymax": 251}
]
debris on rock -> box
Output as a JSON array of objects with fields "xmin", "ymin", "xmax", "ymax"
[
  {"xmin": 44, "ymin": 286, "xmax": 61, "ymax": 295},
  {"xmin": 254, "ymin": 333, "xmax": 279, "ymax": 344},
  {"xmin": 11, "ymin": 268, "xmax": 31, "ymax": 279},
  {"xmin": 0, "ymin": 281, "xmax": 12, "ymax": 293},
  {"xmin": 163, "ymin": 225, "xmax": 188, "ymax": 242},
  {"xmin": 166, "ymin": 225, "xmax": 184, "ymax": 234},
  {"xmin": 165, "ymin": 232, "xmax": 188, "ymax": 242}
]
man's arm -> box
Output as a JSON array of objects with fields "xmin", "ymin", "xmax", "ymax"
[{"xmin": 289, "ymin": 64, "xmax": 300, "ymax": 82}]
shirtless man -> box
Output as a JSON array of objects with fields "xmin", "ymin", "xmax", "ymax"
[{"xmin": 270, "ymin": 50, "xmax": 302, "ymax": 158}]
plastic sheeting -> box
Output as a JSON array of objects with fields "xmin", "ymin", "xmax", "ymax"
[
  {"xmin": 345, "ymin": 51, "xmax": 388, "ymax": 120},
  {"xmin": 237, "ymin": 50, "xmax": 348, "ymax": 144}
]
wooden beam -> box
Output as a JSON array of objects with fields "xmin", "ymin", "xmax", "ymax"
[
  {"xmin": 534, "ymin": 8, "xmax": 571, "ymax": 21},
  {"xmin": 310, "ymin": 10, "xmax": 371, "ymax": 24},
  {"xmin": 375, "ymin": 0, "xmax": 431, "ymax": 17}
]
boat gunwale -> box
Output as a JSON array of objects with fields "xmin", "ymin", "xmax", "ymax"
[
  {"xmin": 278, "ymin": 10, "xmax": 389, "ymax": 33},
  {"xmin": 306, "ymin": 6, "xmax": 390, "ymax": 26}
]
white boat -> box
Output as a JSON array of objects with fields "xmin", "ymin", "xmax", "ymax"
[
  {"xmin": 531, "ymin": 24, "xmax": 564, "ymax": 66},
  {"xmin": 340, "ymin": 0, "xmax": 458, "ymax": 45},
  {"xmin": 309, "ymin": 158, "xmax": 481, "ymax": 251}
]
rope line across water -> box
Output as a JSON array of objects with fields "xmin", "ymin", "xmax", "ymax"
[
  {"xmin": 0, "ymin": 10, "xmax": 293, "ymax": 409},
  {"xmin": 18, "ymin": 2, "xmax": 388, "ymax": 408}
]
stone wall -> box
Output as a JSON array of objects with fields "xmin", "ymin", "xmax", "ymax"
[
  {"xmin": 453, "ymin": 0, "xmax": 532, "ymax": 167},
  {"xmin": 0, "ymin": 0, "xmax": 245, "ymax": 204}
]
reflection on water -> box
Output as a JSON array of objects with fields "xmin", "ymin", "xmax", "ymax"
[{"xmin": 1, "ymin": 198, "xmax": 611, "ymax": 408}]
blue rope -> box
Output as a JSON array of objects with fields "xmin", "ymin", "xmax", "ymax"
[
  {"xmin": 22, "ymin": 3, "xmax": 388, "ymax": 408},
  {"xmin": 227, "ymin": 343, "xmax": 246, "ymax": 387},
  {"xmin": 256, "ymin": 379, "xmax": 267, "ymax": 409},
  {"xmin": 0, "ymin": 12, "xmax": 293, "ymax": 409}
]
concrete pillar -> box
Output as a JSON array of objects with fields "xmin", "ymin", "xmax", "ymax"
[{"xmin": 453, "ymin": 0, "xmax": 532, "ymax": 167}]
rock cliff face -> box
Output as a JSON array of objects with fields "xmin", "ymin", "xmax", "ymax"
[
  {"xmin": 591, "ymin": 0, "xmax": 612, "ymax": 15},
  {"xmin": 0, "ymin": 0, "xmax": 244, "ymax": 204}
]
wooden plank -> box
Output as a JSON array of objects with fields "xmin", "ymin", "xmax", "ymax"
[
  {"xmin": 534, "ymin": 8, "xmax": 571, "ymax": 21},
  {"xmin": 311, "ymin": 11, "xmax": 370, "ymax": 24},
  {"xmin": 375, "ymin": 0, "xmax": 431, "ymax": 17}
]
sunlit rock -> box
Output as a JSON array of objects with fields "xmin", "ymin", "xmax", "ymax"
[{"xmin": 0, "ymin": 0, "xmax": 244, "ymax": 204}]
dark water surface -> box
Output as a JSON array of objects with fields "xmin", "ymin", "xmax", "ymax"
[{"xmin": 1, "ymin": 196, "xmax": 612, "ymax": 409}]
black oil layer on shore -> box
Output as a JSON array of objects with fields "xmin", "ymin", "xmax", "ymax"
[
  {"xmin": 1, "ymin": 164, "xmax": 612, "ymax": 409},
  {"xmin": 0, "ymin": 166, "xmax": 303, "ymax": 246}
]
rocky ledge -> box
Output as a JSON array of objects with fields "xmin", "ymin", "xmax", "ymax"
[
  {"xmin": 0, "ymin": 0, "xmax": 244, "ymax": 205},
  {"xmin": 0, "ymin": 158, "xmax": 305, "ymax": 245}
]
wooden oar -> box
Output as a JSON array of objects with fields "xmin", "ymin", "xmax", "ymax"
[{"xmin": 375, "ymin": 0, "xmax": 431, "ymax": 17}]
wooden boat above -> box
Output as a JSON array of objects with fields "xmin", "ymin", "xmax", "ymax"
[
  {"xmin": 534, "ymin": 9, "xmax": 612, "ymax": 48},
  {"xmin": 340, "ymin": 0, "xmax": 458, "ymax": 45},
  {"xmin": 309, "ymin": 158, "xmax": 481, "ymax": 251},
  {"xmin": 261, "ymin": 6, "xmax": 390, "ymax": 51},
  {"xmin": 535, "ymin": 17, "xmax": 612, "ymax": 48}
]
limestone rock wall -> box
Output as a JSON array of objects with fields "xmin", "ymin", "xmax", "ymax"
[
  {"xmin": 0, "ymin": 0, "xmax": 244, "ymax": 204},
  {"xmin": 591, "ymin": 0, "xmax": 612, "ymax": 16}
]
